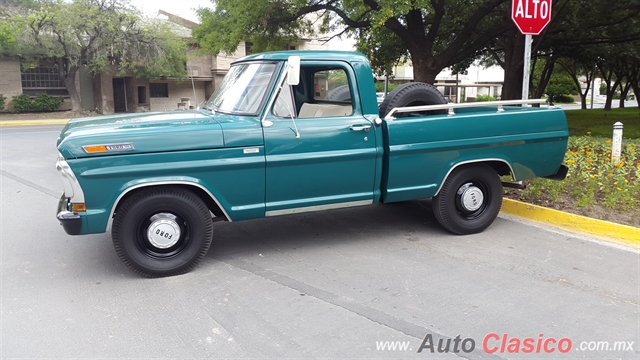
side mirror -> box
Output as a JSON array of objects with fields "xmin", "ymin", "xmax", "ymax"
[{"xmin": 287, "ymin": 56, "xmax": 300, "ymax": 86}]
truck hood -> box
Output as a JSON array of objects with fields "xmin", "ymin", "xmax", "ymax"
[{"xmin": 57, "ymin": 111, "xmax": 241, "ymax": 159}]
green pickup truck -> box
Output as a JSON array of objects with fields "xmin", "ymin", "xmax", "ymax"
[{"xmin": 56, "ymin": 51, "xmax": 568, "ymax": 277}]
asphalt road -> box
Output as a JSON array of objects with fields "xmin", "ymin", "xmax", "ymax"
[{"xmin": 1, "ymin": 125, "xmax": 638, "ymax": 359}]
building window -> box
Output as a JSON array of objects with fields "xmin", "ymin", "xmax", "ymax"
[
  {"xmin": 21, "ymin": 66, "xmax": 69, "ymax": 96},
  {"xmin": 149, "ymin": 83, "xmax": 168, "ymax": 98},
  {"xmin": 137, "ymin": 86, "xmax": 147, "ymax": 104}
]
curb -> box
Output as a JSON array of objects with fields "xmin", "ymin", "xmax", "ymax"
[
  {"xmin": 500, "ymin": 198, "xmax": 639, "ymax": 247},
  {"xmin": 0, "ymin": 119, "xmax": 70, "ymax": 126}
]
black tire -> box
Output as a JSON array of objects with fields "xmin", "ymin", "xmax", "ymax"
[
  {"xmin": 432, "ymin": 164, "xmax": 502, "ymax": 235},
  {"xmin": 326, "ymin": 85, "xmax": 352, "ymax": 102},
  {"xmin": 379, "ymin": 82, "xmax": 448, "ymax": 118},
  {"xmin": 112, "ymin": 187, "xmax": 213, "ymax": 277}
]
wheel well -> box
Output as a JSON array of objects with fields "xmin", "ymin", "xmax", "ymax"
[
  {"xmin": 449, "ymin": 160, "xmax": 513, "ymax": 178},
  {"xmin": 484, "ymin": 161, "xmax": 514, "ymax": 179},
  {"xmin": 113, "ymin": 184, "xmax": 227, "ymax": 222}
]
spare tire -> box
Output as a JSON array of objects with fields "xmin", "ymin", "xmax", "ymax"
[
  {"xmin": 379, "ymin": 82, "xmax": 448, "ymax": 118},
  {"xmin": 326, "ymin": 85, "xmax": 352, "ymax": 102}
]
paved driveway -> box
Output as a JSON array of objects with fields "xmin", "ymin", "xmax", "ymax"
[{"xmin": 1, "ymin": 125, "xmax": 638, "ymax": 359}]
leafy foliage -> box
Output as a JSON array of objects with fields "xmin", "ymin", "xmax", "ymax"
[
  {"xmin": 193, "ymin": 0, "xmax": 514, "ymax": 83},
  {"xmin": 476, "ymin": 94, "xmax": 496, "ymax": 102},
  {"xmin": 0, "ymin": 94, "xmax": 6, "ymax": 111},
  {"xmin": 11, "ymin": 93, "xmax": 63, "ymax": 113},
  {"xmin": 545, "ymin": 72, "xmax": 578, "ymax": 102},
  {"xmin": 12, "ymin": 94, "xmax": 35, "ymax": 113},
  {"xmin": 33, "ymin": 93, "xmax": 63, "ymax": 111}
]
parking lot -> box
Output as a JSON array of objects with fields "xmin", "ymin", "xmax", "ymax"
[{"xmin": 1, "ymin": 124, "xmax": 638, "ymax": 359}]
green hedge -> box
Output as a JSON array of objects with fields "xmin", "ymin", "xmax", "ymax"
[{"xmin": 11, "ymin": 93, "xmax": 64, "ymax": 113}]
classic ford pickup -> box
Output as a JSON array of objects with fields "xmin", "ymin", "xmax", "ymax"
[{"xmin": 56, "ymin": 51, "xmax": 568, "ymax": 277}]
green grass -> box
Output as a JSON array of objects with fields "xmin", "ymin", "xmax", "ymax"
[{"xmin": 565, "ymin": 107, "xmax": 640, "ymax": 139}]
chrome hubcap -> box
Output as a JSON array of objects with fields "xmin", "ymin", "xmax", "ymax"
[
  {"xmin": 460, "ymin": 186, "xmax": 484, "ymax": 212},
  {"xmin": 147, "ymin": 213, "xmax": 181, "ymax": 249}
]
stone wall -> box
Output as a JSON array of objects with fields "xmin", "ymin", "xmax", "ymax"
[
  {"xmin": 0, "ymin": 57, "xmax": 23, "ymax": 110},
  {"xmin": 149, "ymin": 80, "xmax": 207, "ymax": 112}
]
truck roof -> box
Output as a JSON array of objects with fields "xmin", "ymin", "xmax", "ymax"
[{"xmin": 234, "ymin": 50, "xmax": 369, "ymax": 64}]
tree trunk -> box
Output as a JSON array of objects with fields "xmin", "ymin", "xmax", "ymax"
[
  {"xmin": 63, "ymin": 66, "xmax": 81, "ymax": 112},
  {"xmin": 499, "ymin": 33, "xmax": 525, "ymax": 100},
  {"xmin": 531, "ymin": 56, "xmax": 556, "ymax": 99},
  {"xmin": 631, "ymin": 79, "xmax": 640, "ymax": 110},
  {"xmin": 603, "ymin": 81, "xmax": 620, "ymax": 111},
  {"xmin": 502, "ymin": 60, "xmax": 523, "ymax": 100},
  {"xmin": 410, "ymin": 51, "xmax": 440, "ymax": 84},
  {"xmin": 619, "ymin": 81, "xmax": 631, "ymax": 108},
  {"xmin": 579, "ymin": 94, "xmax": 587, "ymax": 110}
]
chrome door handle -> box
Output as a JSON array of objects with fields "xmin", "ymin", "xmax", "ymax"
[{"xmin": 350, "ymin": 124, "xmax": 371, "ymax": 132}]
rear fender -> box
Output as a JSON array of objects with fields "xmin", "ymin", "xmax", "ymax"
[{"xmin": 434, "ymin": 158, "xmax": 515, "ymax": 197}]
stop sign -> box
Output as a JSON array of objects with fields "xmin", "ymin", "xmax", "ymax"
[{"xmin": 512, "ymin": 0, "xmax": 552, "ymax": 35}]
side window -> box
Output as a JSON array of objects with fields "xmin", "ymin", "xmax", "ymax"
[{"xmin": 298, "ymin": 68, "xmax": 354, "ymax": 118}]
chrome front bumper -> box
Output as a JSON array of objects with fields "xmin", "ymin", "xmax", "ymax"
[{"xmin": 57, "ymin": 194, "xmax": 81, "ymax": 235}]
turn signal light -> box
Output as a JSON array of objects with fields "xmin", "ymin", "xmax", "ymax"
[
  {"xmin": 83, "ymin": 145, "xmax": 108, "ymax": 153},
  {"xmin": 72, "ymin": 203, "xmax": 86, "ymax": 212}
]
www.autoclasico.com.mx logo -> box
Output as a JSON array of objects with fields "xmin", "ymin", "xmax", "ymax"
[{"xmin": 375, "ymin": 333, "xmax": 635, "ymax": 354}]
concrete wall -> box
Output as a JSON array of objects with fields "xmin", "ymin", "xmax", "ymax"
[
  {"xmin": 0, "ymin": 57, "xmax": 23, "ymax": 110},
  {"xmin": 187, "ymin": 48, "xmax": 213, "ymax": 78},
  {"xmin": 149, "ymin": 80, "xmax": 207, "ymax": 112}
]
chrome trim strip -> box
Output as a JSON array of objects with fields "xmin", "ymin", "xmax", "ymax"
[
  {"xmin": 385, "ymin": 99, "xmax": 549, "ymax": 120},
  {"xmin": 265, "ymin": 200, "xmax": 372, "ymax": 217},
  {"xmin": 55, "ymin": 153, "xmax": 85, "ymax": 203},
  {"xmin": 105, "ymin": 181, "xmax": 232, "ymax": 232},
  {"xmin": 433, "ymin": 159, "xmax": 515, "ymax": 197}
]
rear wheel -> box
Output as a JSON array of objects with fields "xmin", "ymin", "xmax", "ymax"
[
  {"xmin": 112, "ymin": 187, "xmax": 213, "ymax": 277},
  {"xmin": 432, "ymin": 164, "xmax": 502, "ymax": 235}
]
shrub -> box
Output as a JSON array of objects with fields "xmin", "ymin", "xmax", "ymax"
[
  {"xmin": 11, "ymin": 93, "xmax": 64, "ymax": 113},
  {"xmin": 12, "ymin": 94, "xmax": 35, "ymax": 113},
  {"xmin": 33, "ymin": 93, "xmax": 64, "ymax": 112},
  {"xmin": 476, "ymin": 94, "xmax": 496, "ymax": 102},
  {"xmin": 0, "ymin": 94, "xmax": 5, "ymax": 111},
  {"xmin": 549, "ymin": 94, "xmax": 574, "ymax": 103}
]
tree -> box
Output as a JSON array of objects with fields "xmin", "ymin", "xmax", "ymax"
[
  {"xmin": 193, "ymin": 0, "xmax": 515, "ymax": 84},
  {"xmin": 2, "ymin": 0, "xmax": 188, "ymax": 112},
  {"xmin": 485, "ymin": 0, "xmax": 640, "ymax": 99}
]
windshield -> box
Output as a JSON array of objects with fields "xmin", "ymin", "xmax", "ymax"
[{"xmin": 205, "ymin": 62, "xmax": 278, "ymax": 115}]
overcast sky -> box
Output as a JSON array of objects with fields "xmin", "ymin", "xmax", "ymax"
[
  {"xmin": 128, "ymin": 0, "xmax": 355, "ymax": 51},
  {"xmin": 130, "ymin": 0, "xmax": 204, "ymax": 22}
]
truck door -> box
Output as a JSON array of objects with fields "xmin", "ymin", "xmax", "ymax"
[{"xmin": 262, "ymin": 64, "xmax": 378, "ymax": 216}]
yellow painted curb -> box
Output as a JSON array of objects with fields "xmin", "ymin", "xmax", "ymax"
[
  {"xmin": 501, "ymin": 198, "xmax": 639, "ymax": 247},
  {"xmin": 0, "ymin": 119, "xmax": 69, "ymax": 126}
]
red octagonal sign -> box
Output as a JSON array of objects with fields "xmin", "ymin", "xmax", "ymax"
[{"xmin": 512, "ymin": 0, "xmax": 552, "ymax": 35}]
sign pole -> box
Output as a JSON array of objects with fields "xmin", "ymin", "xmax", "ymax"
[
  {"xmin": 521, "ymin": 34, "xmax": 532, "ymax": 100},
  {"xmin": 512, "ymin": 0, "xmax": 553, "ymax": 101}
]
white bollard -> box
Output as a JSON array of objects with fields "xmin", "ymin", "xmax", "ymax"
[{"xmin": 611, "ymin": 122, "xmax": 623, "ymax": 164}]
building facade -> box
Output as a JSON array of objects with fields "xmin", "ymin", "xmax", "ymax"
[{"xmin": 0, "ymin": 11, "xmax": 328, "ymax": 114}]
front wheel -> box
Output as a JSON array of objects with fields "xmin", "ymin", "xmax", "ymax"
[
  {"xmin": 432, "ymin": 164, "xmax": 503, "ymax": 235},
  {"xmin": 112, "ymin": 187, "xmax": 213, "ymax": 277}
]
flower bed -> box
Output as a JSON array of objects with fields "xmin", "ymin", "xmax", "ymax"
[{"xmin": 504, "ymin": 135, "xmax": 640, "ymax": 227}]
